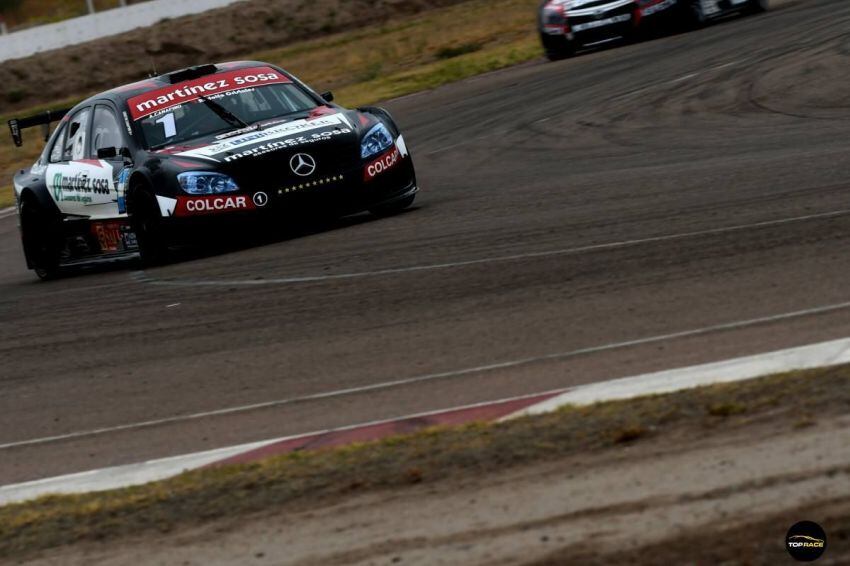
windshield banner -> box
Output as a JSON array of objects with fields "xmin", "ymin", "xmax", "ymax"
[
  {"xmin": 176, "ymin": 114, "xmax": 349, "ymax": 162},
  {"xmin": 127, "ymin": 67, "xmax": 292, "ymax": 121}
]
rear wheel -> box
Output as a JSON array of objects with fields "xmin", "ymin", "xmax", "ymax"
[
  {"xmin": 130, "ymin": 189, "xmax": 170, "ymax": 267},
  {"xmin": 540, "ymin": 34, "xmax": 576, "ymax": 61},
  {"xmin": 20, "ymin": 198, "xmax": 62, "ymax": 281},
  {"xmin": 369, "ymin": 194, "xmax": 416, "ymax": 217}
]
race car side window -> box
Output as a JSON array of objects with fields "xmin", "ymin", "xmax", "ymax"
[
  {"xmin": 48, "ymin": 123, "xmax": 68, "ymax": 163},
  {"xmin": 90, "ymin": 105, "xmax": 124, "ymax": 155},
  {"xmin": 63, "ymin": 107, "xmax": 91, "ymax": 162}
]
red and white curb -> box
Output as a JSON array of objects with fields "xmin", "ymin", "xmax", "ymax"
[{"xmin": 2, "ymin": 337, "xmax": 849, "ymax": 506}]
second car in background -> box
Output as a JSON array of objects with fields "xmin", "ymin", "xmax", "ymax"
[
  {"xmin": 539, "ymin": 0, "xmax": 769, "ymax": 61},
  {"xmin": 538, "ymin": 0, "xmax": 638, "ymax": 60}
]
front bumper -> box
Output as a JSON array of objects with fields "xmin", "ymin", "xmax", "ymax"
[
  {"xmin": 541, "ymin": 0, "xmax": 637, "ymax": 43},
  {"xmin": 157, "ymin": 151, "xmax": 417, "ymax": 227}
]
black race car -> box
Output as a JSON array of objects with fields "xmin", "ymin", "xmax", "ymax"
[
  {"xmin": 8, "ymin": 61, "xmax": 418, "ymax": 279},
  {"xmin": 538, "ymin": 0, "xmax": 639, "ymax": 60},
  {"xmin": 678, "ymin": 0, "xmax": 768, "ymax": 26},
  {"xmin": 538, "ymin": 0, "xmax": 768, "ymax": 60},
  {"xmin": 634, "ymin": 0, "xmax": 768, "ymax": 28}
]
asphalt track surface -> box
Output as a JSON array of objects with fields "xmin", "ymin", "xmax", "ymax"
[{"xmin": 2, "ymin": 0, "xmax": 849, "ymax": 485}]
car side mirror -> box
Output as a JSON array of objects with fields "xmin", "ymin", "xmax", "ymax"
[
  {"xmin": 321, "ymin": 91, "xmax": 334, "ymax": 103},
  {"xmin": 97, "ymin": 147, "xmax": 132, "ymax": 160}
]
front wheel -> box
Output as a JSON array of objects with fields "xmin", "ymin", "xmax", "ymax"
[
  {"xmin": 749, "ymin": 0, "xmax": 768, "ymax": 13},
  {"xmin": 685, "ymin": 0, "xmax": 708, "ymax": 28},
  {"xmin": 369, "ymin": 194, "xmax": 416, "ymax": 217},
  {"xmin": 540, "ymin": 34, "xmax": 576, "ymax": 61},
  {"xmin": 20, "ymin": 199, "xmax": 62, "ymax": 281},
  {"xmin": 130, "ymin": 190, "xmax": 170, "ymax": 267}
]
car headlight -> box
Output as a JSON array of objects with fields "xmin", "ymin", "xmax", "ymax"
[
  {"xmin": 361, "ymin": 123, "xmax": 393, "ymax": 159},
  {"xmin": 178, "ymin": 172, "xmax": 240, "ymax": 195}
]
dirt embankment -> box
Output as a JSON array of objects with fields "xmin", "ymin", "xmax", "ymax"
[
  {"xmin": 5, "ymin": 367, "xmax": 850, "ymax": 564},
  {"xmin": 0, "ymin": 0, "xmax": 471, "ymax": 111}
]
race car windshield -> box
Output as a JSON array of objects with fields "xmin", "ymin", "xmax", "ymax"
[{"xmin": 138, "ymin": 83, "xmax": 320, "ymax": 150}]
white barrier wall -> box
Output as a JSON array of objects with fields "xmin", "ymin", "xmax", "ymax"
[{"xmin": 0, "ymin": 0, "xmax": 242, "ymax": 63}]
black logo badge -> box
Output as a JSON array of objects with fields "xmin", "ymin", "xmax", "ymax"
[
  {"xmin": 252, "ymin": 191, "xmax": 269, "ymax": 207},
  {"xmin": 786, "ymin": 521, "xmax": 827, "ymax": 562}
]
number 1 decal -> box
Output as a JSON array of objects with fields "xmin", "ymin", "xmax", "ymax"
[{"xmin": 155, "ymin": 113, "xmax": 177, "ymax": 138}]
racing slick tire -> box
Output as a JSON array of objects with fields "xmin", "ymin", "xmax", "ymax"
[
  {"xmin": 369, "ymin": 194, "xmax": 416, "ymax": 217},
  {"xmin": 540, "ymin": 34, "xmax": 577, "ymax": 61},
  {"xmin": 130, "ymin": 188, "xmax": 170, "ymax": 267},
  {"xmin": 749, "ymin": 0, "xmax": 769, "ymax": 13},
  {"xmin": 684, "ymin": 0, "xmax": 709, "ymax": 28},
  {"xmin": 20, "ymin": 197, "xmax": 62, "ymax": 281}
]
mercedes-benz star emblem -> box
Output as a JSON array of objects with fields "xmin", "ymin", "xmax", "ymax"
[{"xmin": 290, "ymin": 153, "xmax": 317, "ymax": 177}]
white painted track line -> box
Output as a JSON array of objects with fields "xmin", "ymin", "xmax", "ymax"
[
  {"xmin": 4, "ymin": 298, "xmax": 850, "ymax": 451},
  {"xmin": 0, "ymin": 393, "xmax": 551, "ymax": 506},
  {"xmin": 2, "ymin": 336, "xmax": 849, "ymax": 506},
  {"xmin": 0, "ymin": 439, "xmax": 278, "ymax": 506},
  {"xmin": 510, "ymin": 336, "xmax": 850, "ymax": 418}
]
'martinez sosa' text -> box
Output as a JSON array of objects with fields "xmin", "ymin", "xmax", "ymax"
[
  {"xmin": 127, "ymin": 67, "xmax": 291, "ymax": 120},
  {"xmin": 176, "ymin": 115, "xmax": 350, "ymax": 162}
]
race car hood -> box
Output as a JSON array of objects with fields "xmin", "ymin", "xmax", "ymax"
[{"xmin": 148, "ymin": 108, "xmax": 375, "ymax": 196}]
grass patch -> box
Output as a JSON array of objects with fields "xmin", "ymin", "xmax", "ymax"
[
  {"xmin": 706, "ymin": 402, "xmax": 748, "ymax": 417},
  {"xmin": 0, "ymin": 0, "xmax": 544, "ymax": 208},
  {"xmin": 1, "ymin": 364, "xmax": 847, "ymax": 559},
  {"xmin": 436, "ymin": 42, "xmax": 484, "ymax": 59}
]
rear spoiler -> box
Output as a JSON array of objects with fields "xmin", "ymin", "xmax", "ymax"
[{"xmin": 7, "ymin": 108, "xmax": 71, "ymax": 147}]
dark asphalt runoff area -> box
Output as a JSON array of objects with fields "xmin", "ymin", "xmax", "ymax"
[{"xmin": 1, "ymin": 0, "xmax": 848, "ymax": 485}]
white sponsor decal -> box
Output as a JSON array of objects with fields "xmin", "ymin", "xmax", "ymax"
[
  {"xmin": 572, "ymin": 13, "xmax": 631, "ymax": 32},
  {"xmin": 185, "ymin": 196, "xmax": 247, "ymax": 213},
  {"xmin": 396, "ymin": 135, "xmax": 409, "ymax": 158},
  {"xmin": 45, "ymin": 161, "xmax": 115, "ymax": 207},
  {"xmin": 128, "ymin": 68, "xmax": 289, "ymax": 120},
  {"xmin": 177, "ymin": 115, "xmax": 347, "ymax": 162},
  {"xmin": 642, "ymin": 0, "xmax": 677, "ymax": 16},
  {"xmin": 546, "ymin": 0, "xmax": 602, "ymax": 8},
  {"xmin": 222, "ymin": 127, "xmax": 352, "ymax": 164},
  {"xmin": 156, "ymin": 195, "xmax": 177, "ymax": 217},
  {"xmin": 365, "ymin": 146, "xmax": 401, "ymax": 181},
  {"xmin": 564, "ymin": 0, "xmax": 632, "ymax": 16}
]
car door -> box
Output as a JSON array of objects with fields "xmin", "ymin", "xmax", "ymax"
[
  {"xmin": 44, "ymin": 104, "xmax": 123, "ymax": 219},
  {"xmin": 89, "ymin": 103, "xmax": 132, "ymax": 219}
]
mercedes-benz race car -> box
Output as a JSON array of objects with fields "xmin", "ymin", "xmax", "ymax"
[
  {"xmin": 8, "ymin": 61, "xmax": 417, "ymax": 279},
  {"xmin": 538, "ymin": 0, "xmax": 768, "ymax": 60}
]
